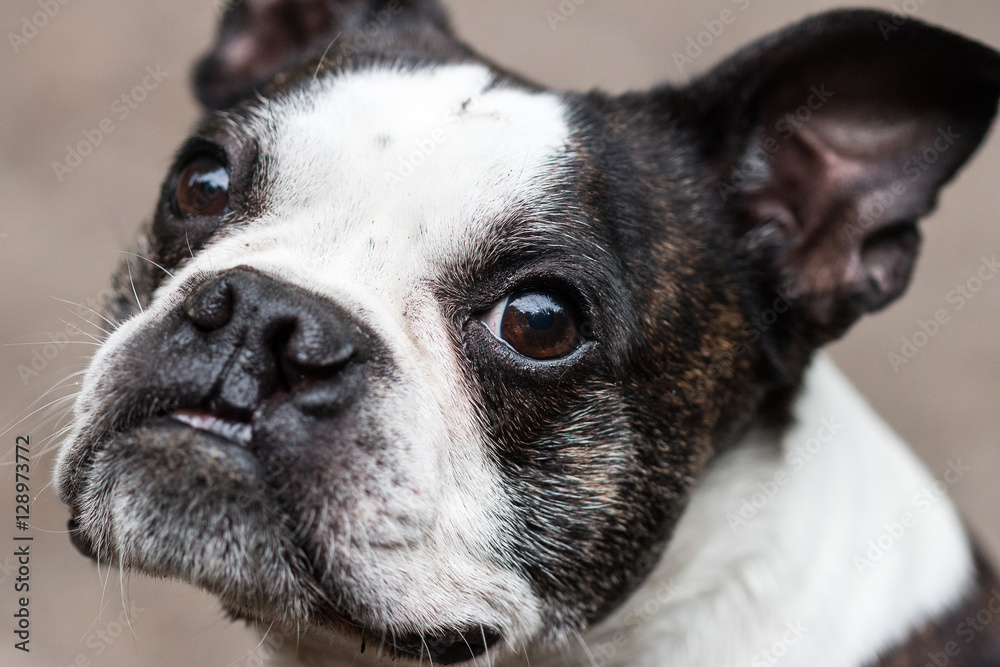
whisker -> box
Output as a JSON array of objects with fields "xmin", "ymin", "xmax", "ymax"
[
  {"xmin": 480, "ymin": 624, "xmax": 493, "ymax": 667},
  {"xmin": 119, "ymin": 250, "xmax": 173, "ymax": 278},
  {"xmin": 118, "ymin": 553, "xmax": 138, "ymax": 641},
  {"xmin": 126, "ymin": 258, "xmax": 144, "ymax": 313},
  {"xmin": 1, "ymin": 340, "xmax": 100, "ymax": 347},
  {"xmin": 57, "ymin": 318, "xmax": 107, "ymax": 341},
  {"xmin": 313, "ymin": 32, "xmax": 343, "ymax": 82},
  {"xmin": 50, "ymin": 295, "xmax": 120, "ymax": 332},
  {"xmin": 573, "ymin": 630, "xmax": 600, "ymax": 667},
  {"xmin": 0, "ymin": 393, "xmax": 78, "ymax": 448}
]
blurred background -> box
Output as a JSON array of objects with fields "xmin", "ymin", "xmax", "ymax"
[{"xmin": 0, "ymin": 1, "xmax": 997, "ymax": 665}]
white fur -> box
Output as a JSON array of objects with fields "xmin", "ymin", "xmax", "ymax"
[
  {"xmin": 520, "ymin": 354, "xmax": 975, "ymax": 667},
  {"xmin": 59, "ymin": 62, "xmax": 575, "ymax": 648}
]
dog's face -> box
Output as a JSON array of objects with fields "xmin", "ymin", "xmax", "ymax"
[{"xmin": 55, "ymin": 2, "xmax": 999, "ymax": 664}]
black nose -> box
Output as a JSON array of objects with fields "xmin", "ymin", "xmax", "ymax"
[{"xmin": 182, "ymin": 266, "xmax": 361, "ymax": 418}]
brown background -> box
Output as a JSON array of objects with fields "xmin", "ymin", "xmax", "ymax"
[{"xmin": 1, "ymin": 1, "xmax": 998, "ymax": 665}]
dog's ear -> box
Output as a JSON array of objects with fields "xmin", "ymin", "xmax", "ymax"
[
  {"xmin": 193, "ymin": 0, "xmax": 450, "ymax": 110},
  {"xmin": 674, "ymin": 10, "xmax": 1000, "ymax": 348}
]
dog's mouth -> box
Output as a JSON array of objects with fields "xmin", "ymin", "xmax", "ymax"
[
  {"xmin": 66, "ymin": 407, "xmax": 254, "ymax": 558},
  {"xmin": 63, "ymin": 399, "xmax": 507, "ymax": 665},
  {"xmin": 65, "ymin": 403, "xmax": 258, "ymax": 560}
]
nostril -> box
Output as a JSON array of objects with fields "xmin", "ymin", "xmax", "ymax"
[
  {"xmin": 177, "ymin": 269, "xmax": 367, "ymax": 413},
  {"xmin": 281, "ymin": 323, "xmax": 356, "ymax": 385},
  {"xmin": 184, "ymin": 276, "xmax": 234, "ymax": 330}
]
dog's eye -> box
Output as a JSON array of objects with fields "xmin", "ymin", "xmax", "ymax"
[
  {"xmin": 480, "ymin": 289, "xmax": 583, "ymax": 360},
  {"xmin": 176, "ymin": 156, "xmax": 230, "ymax": 216}
]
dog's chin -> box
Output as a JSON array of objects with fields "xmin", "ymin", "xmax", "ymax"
[
  {"xmin": 64, "ymin": 419, "xmax": 503, "ymax": 665},
  {"xmin": 68, "ymin": 419, "xmax": 324, "ymax": 617}
]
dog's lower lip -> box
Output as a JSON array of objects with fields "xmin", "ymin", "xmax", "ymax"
[{"xmin": 170, "ymin": 409, "xmax": 253, "ymax": 445}]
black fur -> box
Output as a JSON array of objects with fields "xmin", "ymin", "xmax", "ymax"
[{"xmin": 60, "ymin": 2, "xmax": 1000, "ymax": 663}]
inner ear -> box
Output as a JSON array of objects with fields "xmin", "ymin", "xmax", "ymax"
[
  {"xmin": 679, "ymin": 9, "xmax": 1000, "ymax": 345},
  {"xmin": 193, "ymin": 0, "xmax": 451, "ymax": 110},
  {"xmin": 739, "ymin": 74, "xmax": 970, "ymax": 330}
]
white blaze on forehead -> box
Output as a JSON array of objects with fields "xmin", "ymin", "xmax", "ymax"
[
  {"xmin": 205, "ymin": 61, "xmax": 575, "ymax": 340},
  {"xmin": 264, "ymin": 61, "xmax": 569, "ymax": 268}
]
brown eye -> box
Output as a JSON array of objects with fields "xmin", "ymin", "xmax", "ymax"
[
  {"xmin": 176, "ymin": 157, "xmax": 230, "ymax": 216},
  {"xmin": 483, "ymin": 290, "xmax": 583, "ymax": 360}
]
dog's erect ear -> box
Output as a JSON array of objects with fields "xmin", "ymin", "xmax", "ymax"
[
  {"xmin": 194, "ymin": 0, "xmax": 450, "ymax": 110},
  {"xmin": 674, "ymin": 10, "xmax": 1000, "ymax": 347}
]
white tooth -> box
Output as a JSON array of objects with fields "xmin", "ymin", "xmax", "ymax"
[
  {"xmin": 235, "ymin": 423, "xmax": 253, "ymax": 444},
  {"xmin": 171, "ymin": 411, "xmax": 252, "ymax": 445}
]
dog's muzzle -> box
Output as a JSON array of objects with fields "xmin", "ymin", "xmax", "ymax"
[
  {"xmin": 66, "ymin": 264, "xmax": 371, "ymax": 565},
  {"xmin": 61, "ymin": 266, "xmax": 507, "ymax": 664}
]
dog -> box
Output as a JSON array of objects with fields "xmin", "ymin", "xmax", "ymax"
[{"xmin": 55, "ymin": 2, "xmax": 1000, "ymax": 665}]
